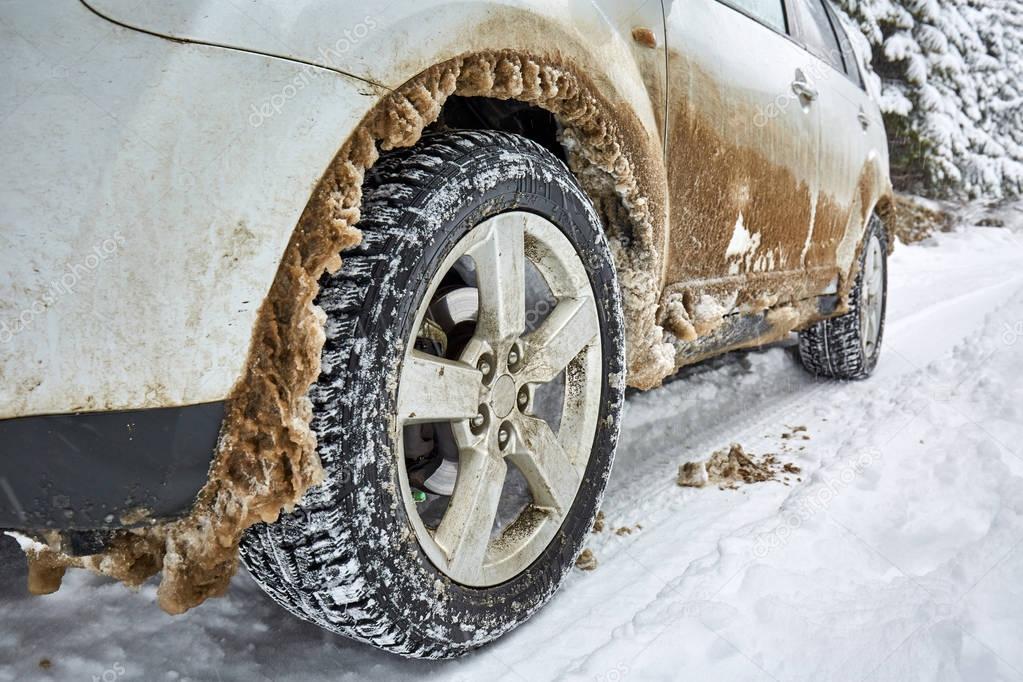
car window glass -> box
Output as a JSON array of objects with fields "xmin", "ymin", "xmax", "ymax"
[
  {"xmin": 725, "ymin": 0, "xmax": 787, "ymax": 33},
  {"xmin": 826, "ymin": 4, "xmax": 865, "ymax": 87},
  {"xmin": 790, "ymin": 0, "xmax": 845, "ymax": 72}
]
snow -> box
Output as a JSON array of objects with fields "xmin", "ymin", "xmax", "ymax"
[
  {"xmin": 836, "ymin": 0, "xmax": 1023, "ymax": 198},
  {"xmin": 726, "ymin": 212, "xmax": 764, "ymax": 276},
  {"xmin": 3, "ymin": 214, "xmax": 1023, "ymax": 680},
  {"xmin": 725, "ymin": 212, "xmax": 757, "ymax": 258}
]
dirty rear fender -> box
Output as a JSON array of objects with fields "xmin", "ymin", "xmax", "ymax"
[
  {"xmin": 85, "ymin": 0, "xmax": 676, "ymax": 380},
  {"xmin": 85, "ymin": 1, "xmax": 665, "ymax": 135},
  {"xmin": 85, "ymin": 1, "xmax": 669, "ymax": 207},
  {"xmin": 0, "ymin": 1, "xmax": 386, "ymax": 419}
]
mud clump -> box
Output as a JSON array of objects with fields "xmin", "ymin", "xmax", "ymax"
[
  {"xmin": 893, "ymin": 194, "xmax": 953, "ymax": 243},
  {"xmin": 24, "ymin": 50, "xmax": 670, "ymax": 613},
  {"xmin": 631, "ymin": 27, "xmax": 658, "ymax": 49},
  {"xmin": 25, "ymin": 548, "xmax": 67, "ymax": 596},
  {"xmin": 677, "ymin": 444, "xmax": 796, "ymax": 490},
  {"xmin": 677, "ymin": 460, "xmax": 710, "ymax": 488},
  {"xmin": 592, "ymin": 510, "xmax": 606, "ymax": 533},
  {"xmin": 782, "ymin": 425, "xmax": 811, "ymax": 441},
  {"xmin": 576, "ymin": 549, "xmax": 598, "ymax": 571}
]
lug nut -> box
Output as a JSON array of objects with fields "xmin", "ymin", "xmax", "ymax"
[
  {"xmin": 471, "ymin": 406, "xmax": 488, "ymax": 435},
  {"xmin": 517, "ymin": 387, "xmax": 529, "ymax": 408},
  {"xmin": 477, "ymin": 356, "xmax": 492, "ymax": 377},
  {"xmin": 508, "ymin": 348, "xmax": 520, "ymax": 366},
  {"xmin": 498, "ymin": 425, "xmax": 510, "ymax": 447}
]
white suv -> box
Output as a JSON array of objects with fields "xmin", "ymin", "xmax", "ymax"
[{"xmin": 0, "ymin": 0, "xmax": 893, "ymax": 658}]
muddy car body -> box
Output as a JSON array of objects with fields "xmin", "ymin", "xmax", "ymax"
[{"xmin": 1, "ymin": 0, "xmax": 893, "ymax": 657}]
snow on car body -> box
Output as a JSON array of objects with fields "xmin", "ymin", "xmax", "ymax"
[{"xmin": 0, "ymin": 0, "xmax": 894, "ymax": 658}]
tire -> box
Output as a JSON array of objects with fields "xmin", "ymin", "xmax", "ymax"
[
  {"xmin": 240, "ymin": 131, "xmax": 626, "ymax": 659},
  {"xmin": 798, "ymin": 215, "xmax": 888, "ymax": 380}
]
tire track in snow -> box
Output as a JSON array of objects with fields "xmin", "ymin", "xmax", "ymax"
[{"xmin": 552, "ymin": 279, "xmax": 1023, "ymax": 681}]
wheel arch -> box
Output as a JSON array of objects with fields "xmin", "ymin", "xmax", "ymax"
[
  {"xmin": 36, "ymin": 48, "xmax": 677, "ymax": 613},
  {"xmin": 299, "ymin": 48, "xmax": 675, "ymax": 387},
  {"xmin": 23, "ymin": 7, "xmax": 679, "ymax": 609},
  {"xmin": 872, "ymin": 191, "xmax": 898, "ymax": 253},
  {"xmin": 83, "ymin": 0, "xmax": 675, "ymax": 382}
]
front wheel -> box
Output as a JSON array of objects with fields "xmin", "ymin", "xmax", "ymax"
[
  {"xmin": 240, "ymin": 131, "xmax": 625, "ymax": 658},
  {"xmin": 798, "ymin": 215, "xmax": 888, "ymax": 380}
]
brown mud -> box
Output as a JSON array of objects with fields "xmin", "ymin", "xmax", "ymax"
[
  {"xmin": 658, "ymin": 57, "xmax": 894, "ymax": 352},
  {"xmin": 26, "ymin": 46, "xmax": 895, "ymax": 613},
  {"xmin": 677, "ymin": 444, "xmax": 798, "ymax": 490},
  {"xmin": 575, "ymin": 549, "xmax": 598, "ymax": 571},
  {"xmin": 892, "ymin": 194, "xmax": 953, "ymax": 243},
  {"xmin": 25, "ymin": 51, "xmax": 674, "ymax": 613}
]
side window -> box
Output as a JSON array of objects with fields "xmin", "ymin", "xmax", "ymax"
[
  {"xmin": 722, "ymin": 0, "xmax": 787, "ymax": 34},
  {"xmin": 789, "ymin": 0, "xmax": 845, "ymax": 73},
  {"xmin": 824, "ymin": 2, "xmax": 866, "ymax": 88}
]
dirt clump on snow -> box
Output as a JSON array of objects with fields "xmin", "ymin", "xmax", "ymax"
[
  {"xmin": 576, "ymin": 549, "xmax": 598, "ymax": 571},
  {"xmin": 591, "ymin": 511, "xmax": 641, "ymax": 537},
  {"xmin": 893, "ymin": 194, "xmax": 953, "ymax": 243},
  {"xmin": 23, "ymin": 50, "xmax": 670, "ymax": 614},
  {"xmin": 677, "ymin": 444, "xmax": 798, "ymax": 490},
  {"xmin": 781, "ymin": 425, "xmax": 811, "ymax": 441}
]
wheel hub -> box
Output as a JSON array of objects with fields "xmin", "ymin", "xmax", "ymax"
[{"xmin": 490, "ymin": 374, "xmax": 517, "ymax": 419}]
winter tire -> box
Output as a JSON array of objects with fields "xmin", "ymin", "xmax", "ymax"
[
  {"xmin": 240, "ymin": 130, "xmax": 626, "ymax": 658},
  {"xmin": 798, "ymin": 215, "xmax": 888, "ymax": 379}
]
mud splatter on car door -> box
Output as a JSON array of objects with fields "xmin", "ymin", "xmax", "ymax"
[
  {"xmin": 660, "ymin": 0, "xmax": 826, "ymax": 339},
  {"xmin": 788, "ymin": 0, "xmax": 883, "ymax": 278}
]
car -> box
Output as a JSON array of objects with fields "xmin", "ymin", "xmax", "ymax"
[{"xmin": 0, "ymin": 0, "xmax": 894, "ymax": 659}]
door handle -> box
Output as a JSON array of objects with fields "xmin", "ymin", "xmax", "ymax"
[
  {"xmin": 857, "ymin": 109, "xmax": 871, "ymax": 130},
  {"xmin": 791, "ymin": 78, "xmax": 819, "ymax": 101}
]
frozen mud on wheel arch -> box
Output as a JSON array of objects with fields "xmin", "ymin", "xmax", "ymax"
[
  {"xmin": 25, "ymin": 51, "xmax": 663, "ymax": 618},
  {"xmin": 240, "ymin": 129, "xmax": 626, "ymax": 658}
]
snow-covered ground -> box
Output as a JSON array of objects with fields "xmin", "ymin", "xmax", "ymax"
[{"xmin": 3, "ymin": 212, "xmax": 1023, "ymax": 681}]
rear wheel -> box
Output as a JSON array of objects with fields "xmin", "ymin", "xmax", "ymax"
[
  {"xmin": 240, "ymin": 131, "xmax": 625, "ymax": 658},
  {"xmin": 798, "ymin": 215, "xmax": 888, "ymax": 379}
]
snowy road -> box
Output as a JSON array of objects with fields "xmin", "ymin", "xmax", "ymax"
[{"xmin": 3, "ymin": 218, "xmax": 1023, "ymax": 681}]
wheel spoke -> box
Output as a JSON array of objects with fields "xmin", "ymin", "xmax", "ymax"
[
  {"xmin": 433, "ymin": 445, "xmax": 507, "ymax": 579},
  {"xmin": 397, "ymin": 350, "xmax": 482, "ymax": 424},
  {"xmin": 468, "ymin": 213, "xmax": 526, "ymax": 342},
  {"xmin": 507, "ymin": 415, "xmax": 581, "ymax": 516},
  {"xmin": 870, "ymin": 264, "xmax": 884, "ymax": 299},
  {"xmin": 518, "ymin": 297, "xmax": 598, "ymax": 385}
]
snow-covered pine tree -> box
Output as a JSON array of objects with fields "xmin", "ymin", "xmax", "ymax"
[{"xmin": 835, "ymin": 0, "xmax": 1023, "ymax": 199}]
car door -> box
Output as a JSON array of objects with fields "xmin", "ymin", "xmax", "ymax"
[
  {"xmin": 785, "ymin": 0, "xmax": 876, "ymax": 278},
  {"xmin": 662, "ymin": 0, "xmax": 827, "ymax": 338}
]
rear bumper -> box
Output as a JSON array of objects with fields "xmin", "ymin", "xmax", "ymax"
[{"xmin": 0, "ymin": 403, "xmax": 223, "ymax": 530}]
